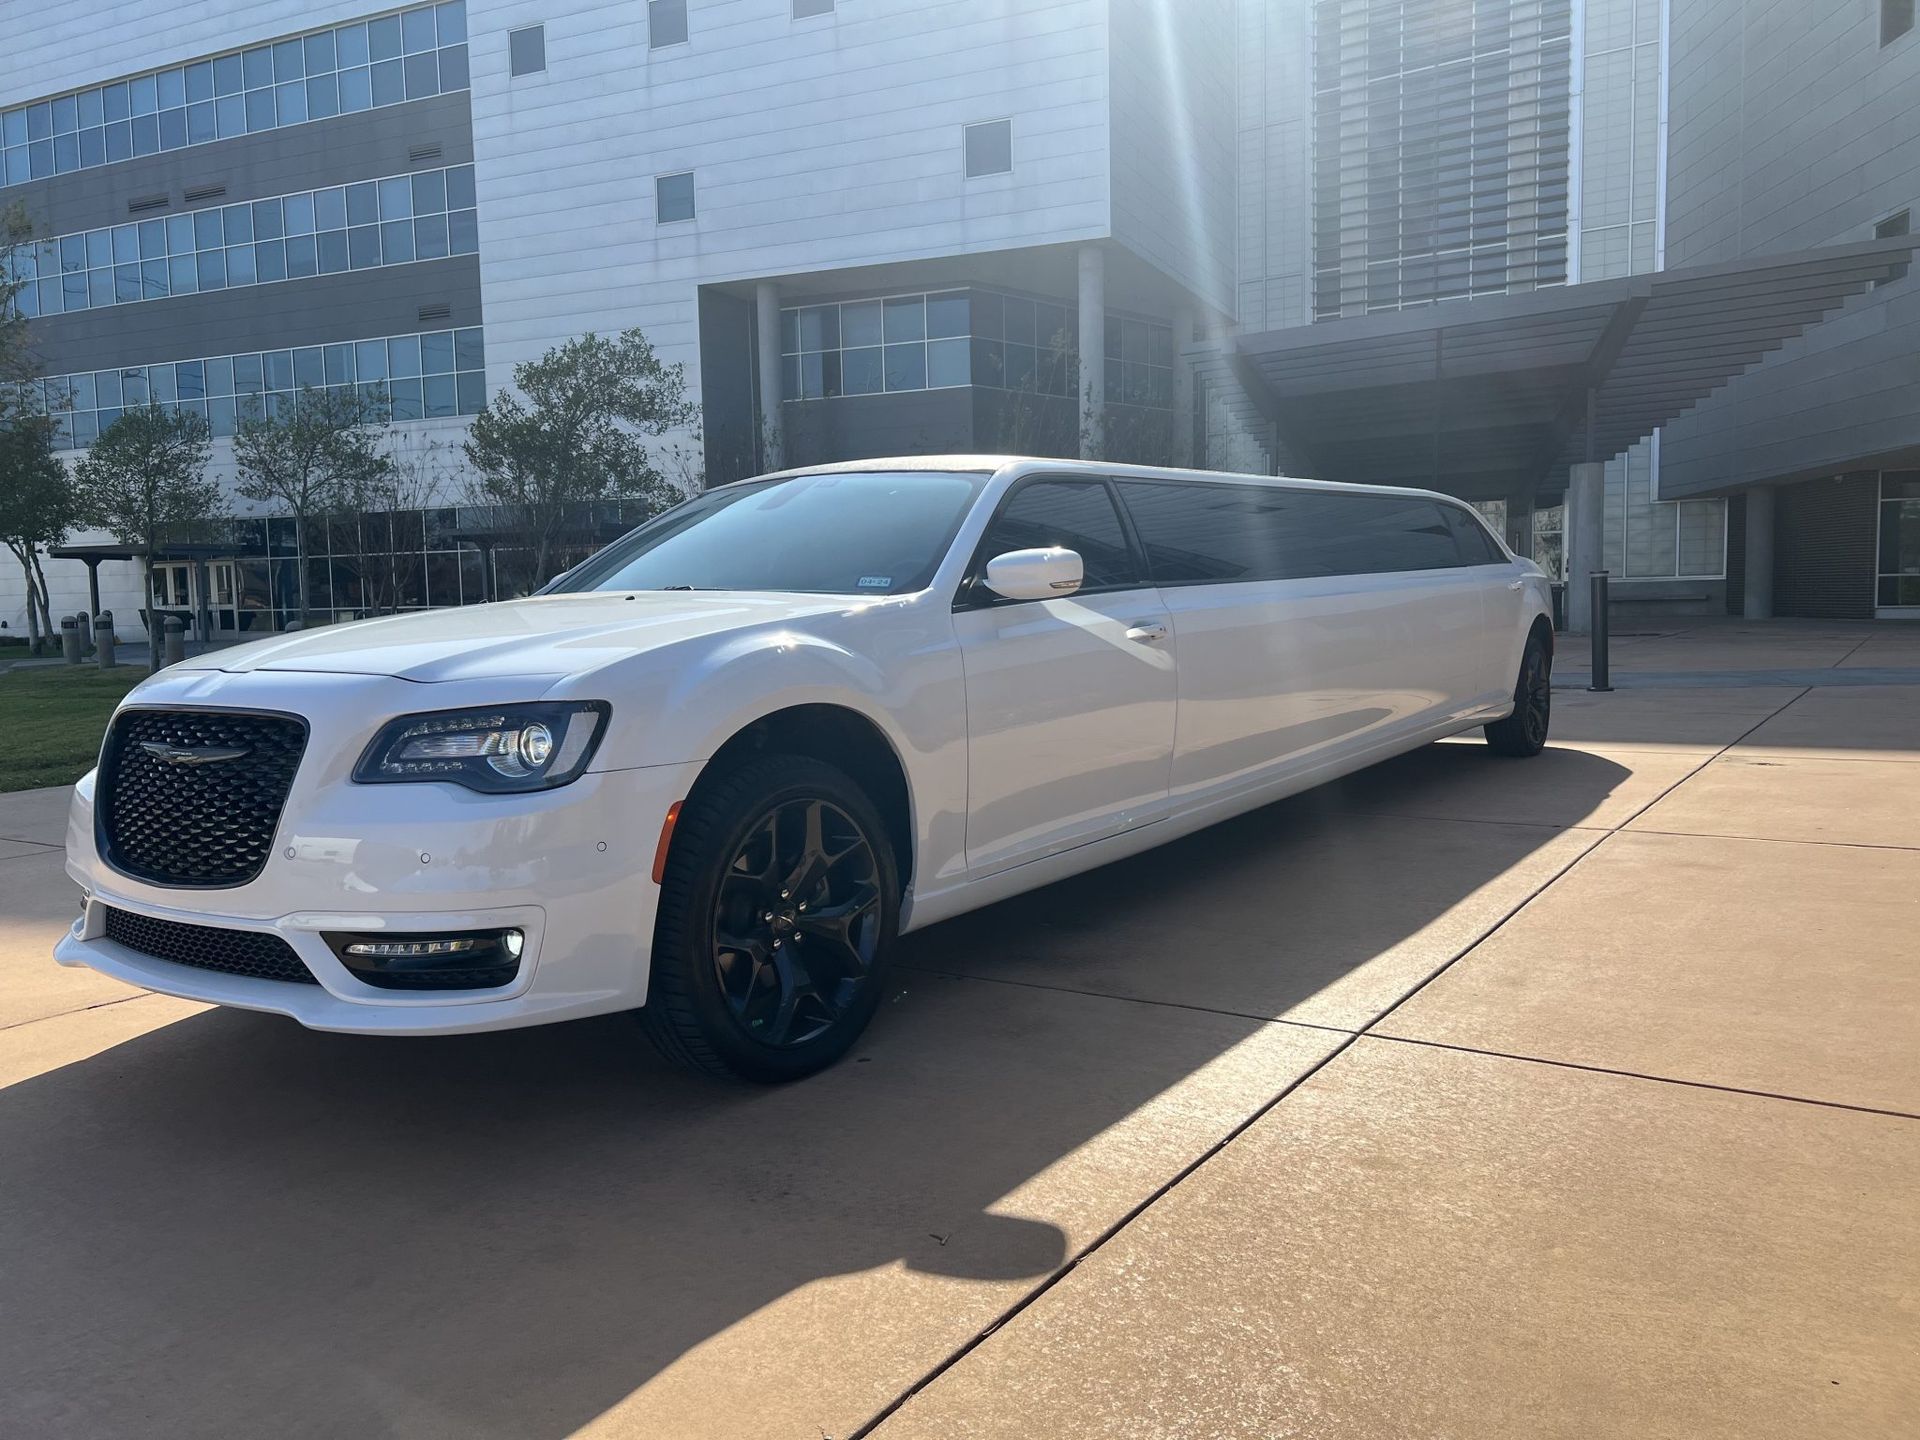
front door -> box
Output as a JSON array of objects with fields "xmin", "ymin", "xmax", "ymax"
[
  {"xmin": 209, "ymin": 561, "xmax": 242, "ymax": 632},
  {"xmin": 953, "ymin": 477, "xmax": 1177, "ymax": 876}
]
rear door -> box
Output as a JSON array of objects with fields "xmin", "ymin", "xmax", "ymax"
[
  {"xmin": 1441, "ymin": 502, "xmax": 1526, "ymax": 704},
  {"xmin": 1115, "ymin": 481, "xmax": 1485, "ymax": 803},
  {"xmin": 953, "ymin": 477, "xmax": 1176, "ymax": 875}
]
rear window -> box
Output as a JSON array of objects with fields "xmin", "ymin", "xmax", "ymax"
[{"xmin": 1117, "ymin": 481, "xmax": 1476, "ymax": 583}]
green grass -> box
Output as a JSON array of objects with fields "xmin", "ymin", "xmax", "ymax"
[{"xmin": 0, "ymin": 666, "xmax": 147, "ymax": 793}]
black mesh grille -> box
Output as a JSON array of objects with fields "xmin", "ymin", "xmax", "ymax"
[
  {"xmin": 97, "ymin": 709, "xmax": 307, "ymax": 888},
  {"xmin": 103, "ymin": 907, "xmax": 319, "ymax": 985}
]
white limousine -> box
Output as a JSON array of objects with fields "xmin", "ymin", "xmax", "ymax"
[{"xmin": 58, "ymin": 457, "xmax": 1554, "ymax": 1080}]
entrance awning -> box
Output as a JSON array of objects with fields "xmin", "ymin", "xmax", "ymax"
[{"xmin": 1200, "ymin": 235, "xmax": 1918, "ymax": 501}]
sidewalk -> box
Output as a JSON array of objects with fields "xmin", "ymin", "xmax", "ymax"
[{"xmin": 0, "ymin": 625, "xmax": 1914, "ymax": 1439}]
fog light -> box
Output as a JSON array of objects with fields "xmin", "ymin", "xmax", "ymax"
[
  {"xmin": 324, "ymin": 928, "xmax": 526, "ymax": 992},
  {"xmin": 344, "ymin": 937, "xmax": 480, "ymax": 958}
]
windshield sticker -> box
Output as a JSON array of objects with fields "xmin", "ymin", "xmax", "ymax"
[{"xmin": 858, "ymin": 576, "xmax": 893, "ymax": 589}]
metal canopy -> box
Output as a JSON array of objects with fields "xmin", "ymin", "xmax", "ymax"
[{"xmin": 1207, "ymin": 235, "xmax": 1918, "ymax": 501}]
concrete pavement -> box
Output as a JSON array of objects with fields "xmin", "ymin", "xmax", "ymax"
[{"xmin": 2, "ymin": 622, "xmax": 1916, "ymax": 1438}]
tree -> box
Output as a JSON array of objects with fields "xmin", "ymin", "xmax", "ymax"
[
  {"xmin": 0, "ymin": 202, "xmax": 32, "ymax": 395},
  {"xmin": 333, "ymin": 436, "xmax": 454, "ymax": 616},
  {"xmin": 232, "ymin": 385, "xmax": 393, "ymax": 624},
  {"xmin": 0, "ymin": 418, "xmax": 76, "ymax": 654},
  {"xmin": 72, "ymin": 406, "xmax": 218, "ymax": 669},
  {"xmin": 0, "ymin": 202, "xmax": 68, "ymax": 654},
  {"xmin": 463, "ymin": 328, "xmax": 697, "ymax": 584}
]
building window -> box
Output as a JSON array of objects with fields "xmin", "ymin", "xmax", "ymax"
[
  {"xmin": 776, "ymin": 288, "xmax": 1173, "ymax": 408},
  {"xmin": 1879, "ymin": 472, "xmax": 1920, "ymax": 608},
  {"xmin": 781, "ymin": 291, "xmax": 971, "ymax": 399},
  {"xmin": 508, "ymin": 25, "xmax": 545, "ymax": 76},
  {"xmin": 1875, "ymin": 208, "xmax": 1910, "ymax": 285},
  {"xmin": 1, "ymin": 3, "xmax": 471, "ymax": 189},
  {"xmin": 793, "ymin": 0, "xmax": 836, "ymax": 16},
  {"xmin": 650, "ymin": 0, "xmax": 689, "ymax": 48},
  {"xmin": 656, "ymin": 171, "xmax": 695, "ymax": 223},
  {"xmin": 40, "ymin": 327, "xmax": 487, "ymax": 451},
  {"xmin": 1883, "ymin": 0, "xmax": 1914, "ymax": 47},
  {"xmin": 10, "ymin": 165, "xmax": 478, "ymax": 320},
  {"xmin": 963, "ymin": 119, "xmax": 1012, "ymax": 178}
]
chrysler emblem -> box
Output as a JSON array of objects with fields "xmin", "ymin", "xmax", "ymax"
[{"xmin": 139, "ymin": 741, "xmax": 253, "ymax": 767}]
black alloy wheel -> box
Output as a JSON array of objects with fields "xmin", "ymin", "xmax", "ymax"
[
  {"xmin": 1485, "ymin": 635, "xmax": 1552, "ymax": 757},
  {"xmin": 640, "ymin": 753, "xmax": 899, "ymax": 1082},
  {"xmin": 711, "ymin": 797, "xmax": 882, "ymax": 1048}
]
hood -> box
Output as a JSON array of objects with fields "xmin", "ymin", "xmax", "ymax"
[{"xmin": 196, "ymin": 593, "xmax": 860, "ymax": 683}]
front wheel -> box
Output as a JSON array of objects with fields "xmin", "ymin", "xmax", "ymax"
[
  {"xmin": 1484, "ymin": 634, "xmax": 1552, "ymax": 757},
  {"xmin": 639, "ymin": 753, "xmax": 898, "ymax": 1082}
]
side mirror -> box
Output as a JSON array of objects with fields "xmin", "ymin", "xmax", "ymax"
[{"xmin": 982, "ymin": 547, "xmax": 1084, "ymax": 602}]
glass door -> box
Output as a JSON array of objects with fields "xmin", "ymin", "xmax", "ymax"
[
  {"xmin": 1879, "ymin": 472, "xmax": 1920, "ymax": 618},
  {"xmin": 209, "ymin": 561, "xmax": 242, "ymax": 632}
]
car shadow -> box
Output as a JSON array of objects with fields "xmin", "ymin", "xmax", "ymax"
[{"xmin": 0, "ymin": 742, "xmax": 1633, "ymax": 1439}]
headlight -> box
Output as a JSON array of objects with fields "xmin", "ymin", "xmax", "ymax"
[{"xmin": 352, "ymin": 702, "xmax": 610, "ymax": 793}]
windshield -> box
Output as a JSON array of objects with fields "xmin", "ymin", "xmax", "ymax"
[{"xmin": 552, "ymin": 470, "xmax": 986, "ymax": 597}]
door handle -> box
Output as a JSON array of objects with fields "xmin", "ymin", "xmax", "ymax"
[
  {"xmin": 1124, "ymin": 621, "xmax": 1169, "ymax": 644},
  {"xmin": 1507, "ymin": 579, "xmax": 1526, "ymax": 591}
]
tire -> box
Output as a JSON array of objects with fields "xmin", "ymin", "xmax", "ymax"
[
  {"xmin": 638, "ymin": 753, "xmax": 899, "ymax": 1082},
  {"xmin": 1484, "ymin": 633, "xmax": 1552, "ymax": 757}
]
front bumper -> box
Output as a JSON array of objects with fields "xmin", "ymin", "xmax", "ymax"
[{"xmin": 60, "ymin": 748, "xmax": 705, "ymax": 1036}]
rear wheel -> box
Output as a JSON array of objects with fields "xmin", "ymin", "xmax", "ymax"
[
  {"xmin": 639, "ymin": 754, "xmax": 898, "ymax": 1082},
  {"xmin": 1484, "ymin": 634, "xmax": 1552, "ymax": 757}
]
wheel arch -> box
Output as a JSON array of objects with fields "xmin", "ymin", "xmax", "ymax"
[{"xmin": 690, "ymin": 703, "xmax": 916, "ymax": 893}]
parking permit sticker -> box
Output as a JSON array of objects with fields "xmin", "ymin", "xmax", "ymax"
[{"xmin": 858, "ymin": 576, "xmax": 892, "ymax": 589}]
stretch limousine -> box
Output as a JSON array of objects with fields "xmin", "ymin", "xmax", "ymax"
[{"xmin": 58, "ymin": 457, "xmax": 1554, "ymax": 1081}]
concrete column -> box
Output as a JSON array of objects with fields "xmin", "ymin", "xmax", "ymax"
[
  {"xmin": 1077, "ymin": 246, "xmax": 1106, "ymax": 460},
  {"xmin": 1564, "ymin": 460, "xmax": 1606, "ymax": 633},
  {"xmin": 1743, "ymin": 485, "xmax": 1775, "ymax": 620},
  {"xmin": 754, "ymin": 280, "xmax": 783, "ymax": 473},
  {"xmin": 1172, "ymin": 302, "xmax": 1197, "ymax": 468}
]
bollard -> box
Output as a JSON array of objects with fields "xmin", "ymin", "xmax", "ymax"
[
  {"xmin": 163, "ymin": 615, "xmax": 187, "ymax": 667},
  {"xmin": 76, "ymin": 610, "xmax": 92, "ymax": 654},
  {"xmin": 283, "ymin": 619, "xmax": 305, "ymax": 632},
  {"xmin": 1587, "ymin": 571, "xmax": 1613, "ymax": 693},
  {"xmin": 60, "ymin": 616, "xmax": 83, "ymax": 665},
  {"xmin": 94, "ymin": 613, "xmax": 117, "ymax": 669}
]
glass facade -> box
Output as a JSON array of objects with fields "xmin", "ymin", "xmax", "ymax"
[
  {"xmin": 1879, "ymin": 471, "xmax": 1920, "ymax": 609},
  {"xmin": 7, "ymin": 166, "xmax": 476, "ymax": 319},
  {"xmin": 146, "ymin": 499, "xmax": 662, "ymax": 632},
  {"xmin": 36, "ymin": 327, "xmax": 487, "ymax": 449},
  {"xmin": 779, "ymin": 288, "xmax": 1172, "ymax": 408},
  {"xmin": 1, "ymin": 3, "xmax": 469, "ymax": 189},
  {"xmin": 1311, "ymin": 0, "xmax": 1574, "ymax": 321}
]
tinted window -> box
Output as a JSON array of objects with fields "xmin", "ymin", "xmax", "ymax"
[
  {"xmin": 1301, "ymin": 495, "xmax": 1460, "ymax": 574},
  {"xmin": 555, "ymin": 471, "xmax": 983, "ymax": 596},
  {"xmin": 1120, "ymin": 481, "xmax": 1467, "ymax": 583},
  {"xmin": 657, "ymin": 171, "xmax": 695, "ymax": 223},
  {"xmin": 979, "ymin": 480, "xmax": 1138, "ymax": 591},
  {"xmin": 1441, "ymin": 505, "xmax": 1505, "ymax": 564},
  {"xmin": 650, "ymin": 0, "xmax": 689, "ymax": 47},
  {"xmin": 507, "ymin": 25, "xmax": 544, "ymax": 75},
  {"xmin": 1117, "ymin": 481, "xmax": 1290, "ymax": 583},
  {"xmin": 964, "ymin": 119, "xmax": 1012, "ymax": 178}
]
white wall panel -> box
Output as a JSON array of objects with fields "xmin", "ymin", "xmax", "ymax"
[{"xmin": 466, "ymin": 0, "xmax": 1114, "ymax": 411}]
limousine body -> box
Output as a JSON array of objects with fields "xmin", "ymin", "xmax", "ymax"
[{"xmin": 58, "ymin": 457, "xmax": 1553, "ymax": 1080}]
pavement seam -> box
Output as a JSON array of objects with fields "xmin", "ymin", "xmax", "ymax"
[
  {"xmin": 1357, "ymin": 1032, "xmax": 1920, "ymax": 1123},
  {"xmin": 1620, "ymin": 825, "xmax": 1920, "ymax": 854},
  {"xmin": 0, "ymin": 992, "xmax": 152, "ymax": 1035},
  {"xmin": 892, "ymin": 962, "xmax": 1362, "ymax": 1036},
  {"xmin": 854, "ymin": 688, "xmax": 1819, "ymax": 1436},
  {"xmin": 845, "ymin": 1026, "xmax": 1373, "ymax": 1440}
]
